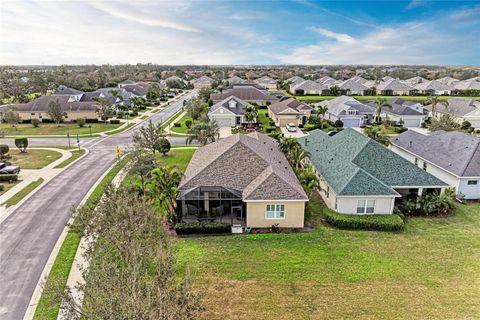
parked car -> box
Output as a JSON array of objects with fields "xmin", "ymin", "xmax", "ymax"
[
  {"xmin": 0, "ymin": 162, "xmax": 20, "ymax": 174},
  {"xmin": 286, "ymin": 123, "xmax": 297, "ymax": 132}
]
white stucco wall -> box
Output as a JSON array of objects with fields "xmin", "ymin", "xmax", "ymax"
[
  {"xmin": 336, "ymin": 196, "xmax": 395, "ymax": 215},
  {"xmin": 458, "ymin": 178, "xmax": 480, "ymax": 200}
]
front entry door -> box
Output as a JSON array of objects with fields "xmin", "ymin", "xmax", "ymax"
[{"xmin": 231, "ymin": 206, "xmax": 243, "ymax": 224}]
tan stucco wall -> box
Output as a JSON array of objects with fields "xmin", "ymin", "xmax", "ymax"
[
  {"xmin": 336, "ymin": 196, "xmax": 395, "ymax": 214},
  {"xmin": 18, "ymin": 111, "xmax": 97, "ymax": 121},
  {"xmin": 246, "ymin": 201, "xmax": 305, "ymax": 228},
  {"xmin": 193, "ymin": 83, "xmax": 212, "ymax": 89}
]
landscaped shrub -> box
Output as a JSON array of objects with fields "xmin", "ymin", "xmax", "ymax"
[
  {"xmin": 85, "ymin": 118, "xmax": 99, "ymax": 123},
  {"xmin": 0, "ymin": 174, "xmax": 18, "ymax": 182},
  {"xmin": 333, "ymin": 120, "xmax": 344, "ymax": 128},
  {"xmin": 0, "ymin": 184, "xmax": 4, "ymax": 192},
  {"xmin": 173, "ymin": 122, "xmax": 181, "ymax": 127},
  {"xmin": 303, "ymin": 124, "xmax": 319, "ymax": 131},
  {"xmin": 175, "ymin": 222, "xmax": 231, "ymax": 235},
  {"xmin": 323, "ymin": 208, "xmax": 404, "ymax": 232},
  {"xmin": 14, "ymin": 137, "xmax": 28, "ymax": 153},
  {"xmin": 76, "ymin": 118, "xmax": 86, "ymax": 127},
  {"xmin": 31, "ymin": 119, "xmax": 40, "ymax": 128},
  {"xmin": 109, "ymin": 119, "xmax": 120, "ymax": 125},
  {"xmin": 264, "ymin": 126, "xmax": 277, "ymax": 133},
  {"xmin": 394, "ymin": 127, "xmax": 408, "ymax": 134},
  {"xmin": 0, "ymin": 144, "xmax": 9, "ymax": 158},
  {"xmin": 185, "ymin": 120, "xmax": 192, "ymax": 128}
]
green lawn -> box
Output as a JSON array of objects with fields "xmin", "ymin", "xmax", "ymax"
[
  {"xmin": 296, "ymin": 95, "xmax": 480, "ymax": 103},
  {"xmin": 9, "ymin": 149, "xmax": 63, "ymax": 169},
  {"xmin": 54, "ymin": 149, "xmax": 86, "ymax": 168},
  {"xmin": 176, "ymin": 202, "xmax": 480, "ymax": 319},
  {"xmin": 170, "ymin": 115, "xmax": 192, "ymax": 134},
  {"xmin": 0, "ymin": 122, "xmax": 122, "ymax": 136},
  {"xmin": 159, "ymin": 110, "xmax": 184, "ymax": 133},
  {"xmin": 0, "ymin": 180, "xmax": 21, "ymax": 195},
  {"xmin": 2, "ymin": 178, "xmax": 44, "ymax": 208}
]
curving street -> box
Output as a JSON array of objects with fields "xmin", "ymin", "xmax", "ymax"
[{"xmin": 0, "ymin": 91, "xmax": 196, "ymax": 320}]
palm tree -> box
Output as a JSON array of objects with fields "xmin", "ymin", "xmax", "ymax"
[
  {"xmin": 316, "ymin": 105, "xmax": 328, "ymax": 129},
  {"xmin": 298, "ymin": 164, "xmax": 320, "ymax": 196},
  {"xmin": 186, "ymin": 119, "xmax": 220, "ymax": 145},
  {"xmin": 244, "ymin": 105, "xmax": 258, "ymax": 128},
  {"xmin": 146, "ymin": 166, "xmax": 182, "ymax": 223},
  {"xmin": 289, "ymin": 146, "xmax": 310, "ymax": 170},
  {"xmin": 364, "ymin": 126, "xmax": 390, "ymax": 146},
  {"xmin": 278, "ymin": 137, "xmax": 301, "ymax": 155},
  {"xmin": 427, "ymin": 96, "xmax": 439, "ymax": 118},
  {"xmin": 374, "ymin": 97, "xmax": 389, "ymax": 123}
]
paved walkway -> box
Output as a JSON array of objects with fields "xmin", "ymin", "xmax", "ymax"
[
  {"xmin": 0, "ymin": 147, "xmax": 84, "ymax": 221},
  {"xmin": 280, "ymin": 127, "xmax": 308, "ymax": 138}
]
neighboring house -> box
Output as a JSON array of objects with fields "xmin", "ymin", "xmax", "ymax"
[
  {"xmin": 192, "ymin": 76, "xmax": 214, "ymax": 89},
  {"xmin": 349, "ymin": 75, "xmax": 375, "ymax": 88},
  {"xmin": 437, "ymin": 76, "xmax": 459, "ymax": 87},
  {"xmin": 391, "ymin": 130, "xmax": 480, "ymax": 199},
  {"xmin": 121, "ymin": 82, "xmax": 150, "ymax": 98},
  {"xmin": 376, "ymin": 79, "xmax": 416, "ymax": 96},
  {"xmin": 290, "ymin": 80, "xmax": 329, "ymax": 95},
  {"xmin": 2, "ymin": 95, "xmax": 97, "ymax": 121},
  {"xmin": 177, "ymin": 132, "xmax": 308, "ymax": 228},
  {"xmin": 118, "ymin": 79, "xmax": 136, "ymax": 88},
  {"xmin": 414, "ymin": 80, "xmax": 455, "ymax": 95},
  {"xmin": 365, "ymin": 98, "xmax": 426, "ymax": 127},
  {"xmin": 424, "ymin": 97, "xmax": 480, "ymax": 128},
  {"xmin": 210, "ymin": 87, "xmax": 278, "ymax": 106},
  {"xmin": 454, "ymin": 77, "xmax": 480, "ymax": 92},
  {"xmin": 315, "ymin": 95, "xmax": 375, "ymax": 127},
  {"xmin": 286, "ymin": 76, "xmax": 305, "ymax": 86},
  {"xmin": 255, "ymin": 76, "xmax": 277, "ymax": 90},
  {"xmin": 317, "ymin": 76, "xmax": 339, "ymax": 87},
  {"xmin": 268, "ymin": 98, "xmax": 313, "ymax": 127},
  {"xmin": 54, "ymin": 85, "xmax": 84, "ymax": 101},
  {"xmin": 227, "ymin": 75, "xmax": 244, "ymax": 85},
  {"xmin": 403, "ymin": 76, "xmax": 428, "ymax": 86},
  {"xmin": 337, "ymin": 78, "xmax": 372, "ymax": 95},
  {"xmin": 298, "ymin": 129, "xmax": 448, "ymax": 214},
  {"xmin": 207, "ymin": 95, "xmax": 254, "ymax": 127}
]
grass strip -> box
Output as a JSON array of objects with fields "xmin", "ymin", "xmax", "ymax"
[
  {"xmin": 104, "ymin": 123, "xmax": 135, "ymax": 135},
  {"xmin": 54, "ymin": 149, "xmax": 86, "ymax": 169},
  {"xmin": 159, "ymin": 110, "xmax": 184, "ymax": 133},
  {"xmin": 33, "ymin": 156, "xmax": 131, "ymax": 320},
  {"xmin": 2, "ymin": 178, "xmax": 44, "ymax": 208}
]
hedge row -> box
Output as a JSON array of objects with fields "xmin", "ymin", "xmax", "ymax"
[
  {"xmin": 0, "ymin": 174, "xmax": 18, "ymax": 182},
  {"xmin": 323, "ymin": 208, "xmax": 404, "ymax": 232},
  {"xmin": 175, "ymin": 222, "xmax": 231, "ymax": 235}
]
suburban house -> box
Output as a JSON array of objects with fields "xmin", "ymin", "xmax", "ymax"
[
  {"xmin": 118, "ymin": 79, "xmax": 136, "ymax": 88},
  {"xmin": 315, "ymin": 95, "xmax": 375, "ymax": 127},
  {"xmin": 349, "ymin": 75, "xmax": 375, "ymax": 88},
  {"xmin": 54, "ymin": 85, "xmax": 84, "ymax": 100},
  {"xmin": 207, "ymin": 96, "xmax": 255, "ymax": 127},
  {"xmin": 437, "ymin": 76, "xmax": 459, "ymax": 87},
  {"xmin": 255, "ymin": 76, "xmax": 277, "ymax": 90},
  {"xmin": 414, "ymin": 80, "xmax": 455, "ymax": 95},
  {"xmin": 290, "ymin": 80, "xmax": 329, "ymax": 95},
  {"xmin": 210, "ymin": 86, "xmax": 278, "ymax": 106},
  {"xmin": 337, "ymin": 78, "xmax": 372, "ymax": 95},
  {"xmin": 286, "ymin": 76, "xmax": 305, "ymax": 86},
  {"xmin": 403, "ymin": 76, "xmax": 428, "ymax": 86},
  {"xmin": 121, "ymin": 82, "xmax": 150, "ymax": 98},
  {"xmin": 317, "ymin": 76, "xmax": 340, "ymax": 87},
  {"xmin": 424, "ymin": 98, "xmax": 480, "ymax": 128},
  {"xmin": 227, "ymin": 75, "xmax": 244, "ymax": 85},
  {"xmin": 376, "ymin": 79, "xmax": 416, "ymax": 96},
  {"xmin": 192, "ymin": 76, "xmax": 214, "ymax": 89},
  {"xmin": 391, "ymin": 130, "xmax": 480, "ymax": 199},
  {"xmin": 3, "ymin": 95, "xmax": 97, "ymax": 121},
  {"xmin": 454, "ymin": 77, "xmax": 480, "ymax": 92},
  {"xmin": 177, "ymin": 132, "xmax": 308, "ymax": 228},
  {"xmin": 267, "ymin": 98, "xmax": 313, "ymax": 127},
  {"xmin": 298, "ymin": 129, "xmax": 448, "ymax": 214},
  {"xmin": 365, "ymin": 98, "xmax": 426, "ymax": 127}
]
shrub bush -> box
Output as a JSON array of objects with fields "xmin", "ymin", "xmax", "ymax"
[
  {"xmin": 175, "ymin": 222, "xmax": 231, "ymax": 235},
  {"xmin": 109, "ymin": 119, "xmax": 120, "ymax": 125},
  {"xmin": 31, "ymin": 119, "xmax": 40, "ymax": 128},
  {"xmin": 303, "ymin": 124, "xmax": 319, "ymax": 131},
  {"xmin": 185, "ymin": 120, "xmax": 192, "ymax": 128},
  {"xmin": 264, "ymin": 126, "xmax": 277, "ymax": 133},
  {"xmin": 394, "ymin": 127, "xmax": 408, "ymax": 134},
  {"xmin": 0, "ymin": 144, "xmax": 9, "ymax": 157},
  {"xmin": 0, "ymin": 174, "xmax": 18, "ymax": 182},
  {"xmin": 76, "ymin": 118, "xmax": 86, "ymax": 128},
  {"xmin": 0, "ymin": 184, "xmax": 3, "ymax": 192},
  {"xmin": 333, "ymin": 120, "xmax": 344, "ymax": 128},
  {"xmin": 14, "ymin": 137, "xmax": 28, "ymax": 153},
  {"xmin": 85, "ymin": 118, "xmax": 99, "ymax": 123},
  {"xmin": 173, "ymin": 122, "xmax": 181, "ymax": 127},
  {"xmin": 323, "ymin": 208, "xmax": 404, "ymax": 232}
]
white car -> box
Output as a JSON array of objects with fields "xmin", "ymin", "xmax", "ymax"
[{"xmin": 286, "ymin": 123, "xmax": 297, "ymax": 132}]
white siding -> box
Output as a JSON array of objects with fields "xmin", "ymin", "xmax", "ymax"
[
  {"xmin": 336, "ymin": 197, "xmax": 395, "ymax": 215},
  {"xmin": 458, "ymin": 178, "xmax": 480, "ymax": 200}
]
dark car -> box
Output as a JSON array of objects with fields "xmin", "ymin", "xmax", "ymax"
[
  {"xmin": 327, "ymin": 131, "xmax": 340, "ymax": 137},
  {"xmin": 0, "ymin": 162, "xmax": 20, "ymax": 174}
]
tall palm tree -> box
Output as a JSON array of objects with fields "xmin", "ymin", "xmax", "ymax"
[
  {"xmin": 426, "ymin": 96, "xmax": 439, "ymax": 118},
  {"xmin": 244, "ymin": 105, "xmax": 258, "ymax": 128},
  {"xmin": 278, "ymin": 137, "xmax": 301, "ymax": 155},
  {"xmin": 186, "ymin": 119, "xmax": 220, "ymax": 145},
  {"xmin": 146, "ymin": 166, "xmax": 182, "ymax": 223},
  {"xmin": 316, "ymin": 105, "xmax": 328, "ymax": 129},
  {"xmin": 298, "ymin": 164, "xmax": 320, "ymax": 197},
  {"xmin": 289, "ymin": 146, "xmax": 310, "ymax": 170},
  {"xmin": 374, "ymin": 97, "xmax": 389, "ymax": 123}
]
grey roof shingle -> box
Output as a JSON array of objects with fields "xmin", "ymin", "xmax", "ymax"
[
  {"xmin": 392, "ymin": 130, "xmax": 480, "ymax": 177},
  {"xmin": 211, "ymin": 87, "xmax": 278, "ymax": 102},
  {"xmin": 454, "ymin": 78, "xmax": 480, "ymax": 90},
  {"xmin": 291, "ymin": 80, "xmax": 327, "ymax": 92},
  {"xmin": 424, "ymin": 97, "xmax": 480, "ymax": 117},
  {"xmin": 54, "ymin": 85, "xmax": 83, "ymax": 95},
  {"xmin": 11, "ymin": 95, "xmax": 97, "ymax": 112},
  {"xmin": 179, "ymin": 132, "xmax": 307, "ymax": 201},
  {"xmin": 316, "ymin": 96, "xmax": 375, "ymax": 117},
  {"xmin": 377, "ymin": 79, "xmax": 415, "ymax": 91},
  {"xmin": 268, "ymin": 98, "xmax": 311, "ymax": 115},
  {"xmin": 298, "ymin": 129, "xmax": 447, "ymax": 196},
  {"xmin": 338, "ymin": 78, "xmax": 370, "ymax": 92},
  {"xmin": 209, "ymin": 95, "xmax": 251, "ymax": 115},
  {"xmin": 365, "ymin": 98, "xmax": 424, "ymax": 116},
  {"xmin": 414, "ymin": 80, "xmax": 455, "ymax": 91}
]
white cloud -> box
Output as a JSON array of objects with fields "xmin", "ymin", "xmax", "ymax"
[
  {"xmin": 406, "ymin": 0, "xmax": 426, "ymax": 9},
  {"xmin": 307, "ymin": 27, "xmax": 354, "ymax": 43}
]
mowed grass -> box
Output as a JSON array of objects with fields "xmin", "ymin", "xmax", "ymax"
[
  {"xmin": 170, "ymin": 115, "xmax": 192, "ymax": 134},
  {"xmin": 2, "ymin": 178, "xmax": 44, "ymax": 207},
  {"xmin": 296, "ymin": 95, "xmax": 480, "ymax": 103},
  {"xmin": 176, "ymin": 203, "xmax": 480, "ymax": 319},
  {"xmin": 0, "ymin": 122, "xmax": 122, "ymax": 136},
  {"xmin": 54, "ymin": 149, "xmax": 86, "ymax": 168},
  {"xmin": 9, "ymin": 149, "xmax": 63, "ymax": 169}
]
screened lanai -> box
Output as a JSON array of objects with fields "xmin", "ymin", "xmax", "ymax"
[{"xmin": 177, "ymin": 186, "xmax": 245, "ymax": 225}]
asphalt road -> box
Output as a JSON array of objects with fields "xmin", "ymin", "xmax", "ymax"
[{"xmin": 0, "ymin": 91, "xmax": 196, "ymax": 320}]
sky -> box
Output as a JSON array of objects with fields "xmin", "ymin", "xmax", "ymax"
[{"xmin": 0, "ymin": 0, "xmax": 479, "ymax": 65}]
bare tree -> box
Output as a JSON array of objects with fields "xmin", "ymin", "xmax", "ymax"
[
  {"xmin": 133, "ymin": 120, "xmax": 164, "ymax": 156},
  {"xmin": 94, "ymin": 97, "xmax": 115, "ymax": 123},
  {"xmin": 48, "ymin": 99, "xmax": 65, "ymax": 126},
  {"xmin": 2, "ymin": 106, "xmax": 21, "ymax": 128}
]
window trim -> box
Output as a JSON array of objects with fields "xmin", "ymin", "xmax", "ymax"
[
  {"xmin": 265, "ymin": 204, "xmax": 285, "ymax": 220},
  {"xmin": 423, "ymin": 162, "xmax": 427, "ymax": 171},
  {"xmin": 356, "ymin": 199, "xmax": 376, "ymax": 215},
  {"xmin": 467, "ymin": 180, "xmax": 478, "ymax": 185}
]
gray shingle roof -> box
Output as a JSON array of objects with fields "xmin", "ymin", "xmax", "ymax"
[
  {"xmin": 414, "ymin": 80, "xmax": 455, "ymax": 91},
  {"xmin": 286, "ymin": 76, "xmax": 305, "ymax": 86},
  {"xmin": 209, "ymin": 95, "xmax": 251, "ymax": 115},
  {"xmin": 316, "ymin": 96, "xmax": 375, "ymax": 117},
  {"xmin": 268, "ymin": 98, "xmax": 311, "ymax": 115},
  {"xmin": 211, "ymin": 87, "xmax": 278, "ymax": 102},
  {"xmin": 178, "ymin": 132, "xmax": 307, "ymax": 201},
  {"xmin": 255, "ymin": 76, "xmax": 276, "ymax": 84},
  {"xmin": 392, "ymin": 130, "xmax": 480, "ymax": 177},
  {"xmin": 12, "ymin": 95, "xmax": 97, "ymax": 112},
  {"xmin": 365, "ymin": 98, "xmax": 424, "ymax": 116},
  {"xmin": 338, "ymin": 78, "xmax": 370, "ymax": 92},
  {"xmin": 437, "ymin": 77, "xmax": 459, "ymax": 86},
  {"xmin": 193, "ymin": 76, "xmax": 214, "ymax": 84},
  {"xmin": 227, "ymin": 76, "xmax": 244, "ymax": 84},
  {"xmin": 291, "ymin": 80, "xmax": 327, "ymax": 91},
  {"xmin": 424, "ymin": 97, "xmax": 480, "ymax": 117},
  {"xmin": 54, "ymin": 85, "xmax": 83, "ymax": 95},
  {"xmin": 377, "ymin": 79, "xmax": 414, "ymax": 91},
  {"xmin": 298, "ymin": 129, "xmax": 447, "ymax": 196},
  {"xmin": 454, "ymin": 78, "xmax": 480, "ymax": 90}
]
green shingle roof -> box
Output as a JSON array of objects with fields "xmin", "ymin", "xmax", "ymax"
[{"xmin": 298, "ymin": 129, "xmax": 447, "ymax": 196}]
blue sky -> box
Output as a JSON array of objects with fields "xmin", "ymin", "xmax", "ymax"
[{"xmin": 0, "ymin": 0, "xmax": 479, "ymax": 65}]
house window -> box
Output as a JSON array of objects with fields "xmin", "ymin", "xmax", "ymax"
[
  {"xmin": 423, "ymin": 162, "xmax": 427, "ymax": 171},
  {"xmin": 347, "ymin": 111, "xmax": 356, "ymax": 115},
  {"xmin": 356, "ymin": 200, "xmax": 375, "ymax": 214},
  {"xmin": 414, "ymin": 158, "xmax": 418, "ymax": 166},
  {"xmin": 265, "ymin": 204, "xmax": 285, "ymax": 219},
  {"xmin": 467, "ymin": 180, "xmax": 478, "ymax": 185}
]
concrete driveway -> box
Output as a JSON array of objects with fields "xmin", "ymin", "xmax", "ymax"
[
  {"xmin": 280, "ymin": 127, "xmax": 307, "ymax": 138},
  {"xmin": 219, "ymin": 127, "xmax": 232, "ymax": 138}
]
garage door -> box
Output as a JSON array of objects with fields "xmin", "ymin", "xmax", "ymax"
[
  {"xmin": 214, "ymin": 117, "xmax": 233, "ymax": 127},
  {"xmin": 403, "ymin": 118, "xmax": 421, "ymax": 127},
  {"xmin": 342, "ymin": 118, "xmax": 361, "ymax": 127}
]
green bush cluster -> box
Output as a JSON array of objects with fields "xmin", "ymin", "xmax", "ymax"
[
  {"xmin": 109, "ymin": 119, "xmax": 120, "ymax": 124},
  {"xmin": 264, "ymin": 126, "xmax": 277, "ymax": 133},
  {"xmin": 323, "ymin": 208, "xmax": 404, "ymax": 232},
  {"xmin": 0, "ymin": 174, "xmax": 18, "ymax": 182},
  {"xmin": 394, "ymin": 127, "xmax": 408, "ymax": 134},
  {"xmin": 303, "ymin": 124, "xmax": 319, "ymax": 131},
  {"xmin": 175, "ymin": 222, "xmax": 231, "ymax": 235},
  {"xmin": 0, "ymin": 184, "xmax": 4, "ymax": 191},
  {"xmin": 173, "ymin": 122, "xmax": 181, "ymax": 127}
]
